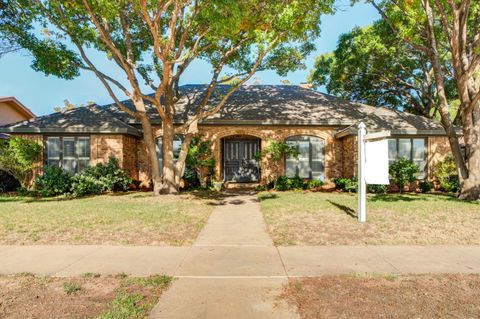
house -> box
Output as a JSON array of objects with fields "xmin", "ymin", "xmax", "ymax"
[
  {"xmin": 0, "ymin": 97, "xmax": 35, "ymax": 139},
  {"xmin": 0, "ymin": 85, "xmax": 452, "ymax": 187}
]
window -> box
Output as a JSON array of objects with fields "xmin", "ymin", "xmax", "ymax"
[
  {"xmin": 388, "ymin": 138, "xmax": 426, "ymax": 179},
  {"xmin": 285, "ymin": 136, "xmax": 325, "ymax": 180},
  {"xmin": 45, "ymin": 136, "xmax": 91, "ymax": 175},
  {"xmin": 156, "ymin": 136, "xmax": 183, "ymax": 175}
]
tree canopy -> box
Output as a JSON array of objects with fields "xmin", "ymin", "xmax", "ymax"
[
  {"xmin": 309, "ymin": 19, "xmax": 457, "ymax": 118},
  {"xmin": 0, "ymin": 0, "xmax": 335, "ymax": 194}
]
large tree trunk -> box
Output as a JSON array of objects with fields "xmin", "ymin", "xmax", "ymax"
[
  {"xmin": 458, "ymin": 100, "xmax": 480, "ymax": 200},
  {"xmin": 138, "ymin": 112, "xmax": 163, "ymax": 196},
  {"xmin": 161, "ymin": 118, "xmax": 178, "ymax": 194}
]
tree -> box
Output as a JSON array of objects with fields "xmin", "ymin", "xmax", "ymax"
[
  {"xmin": 0, "ymin": 137, "xmax": 42, "ymax": 188},
  {"xmin": 0, "ymin": 0, "xmax": 334, "ymax": 195},
  {"xmin": 53, "ymin": 99, "xmax": 95, "ymax": 112},
  {"xmin": 360, "ymin": 0, "xmax": 480, "ymax": 200},
  {"xmin": 309, "ymin": 19, "xmax": 457, "ymax": 118},
  {"xmin": 257, "ymin": 140, "xmax": 298, "ymax": 188}
]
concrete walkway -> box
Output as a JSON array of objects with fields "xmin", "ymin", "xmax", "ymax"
[{"xmin": 2, "ymin": 192, "xmax": 480, "ymax": 318}]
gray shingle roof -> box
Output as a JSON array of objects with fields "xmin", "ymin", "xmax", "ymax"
[{"xmin": 0, "ymin": 85, "xmax": 447, "ymax": 136}]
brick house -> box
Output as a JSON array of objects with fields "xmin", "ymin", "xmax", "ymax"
[{"xmin": 0, "ymin": 85, "xmax": 453, "ymax": 187}]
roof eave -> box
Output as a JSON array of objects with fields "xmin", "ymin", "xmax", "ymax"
[
  {"xmin": 335, "ymin": 127, "xmax": 461, "ymax": 138},
  {"xmin": 0, "ymin": 127, "xmax": 142, "ymax": 137}
]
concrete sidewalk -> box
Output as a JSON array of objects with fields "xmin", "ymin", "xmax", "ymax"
[
  {"xmin": 2, "ymin": 193, "xmax": 480, "ymax": 318},
  {"xmin": 1, "ymin": 244, "xmax": 480, "ymax": 277}
]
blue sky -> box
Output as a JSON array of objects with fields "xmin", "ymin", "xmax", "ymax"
[{"xmin": 0, "ymin": 2, "xmax": 378, "ymax": 116}]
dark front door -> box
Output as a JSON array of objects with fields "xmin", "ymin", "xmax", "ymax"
[{"xmin": 224, "ymin": 139, "xmax": 260, "ymax": 182}]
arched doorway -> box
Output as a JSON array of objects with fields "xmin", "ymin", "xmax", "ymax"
[{"xmin": 222, "ymin": 135, "xmax": 261, "ymax": 182}]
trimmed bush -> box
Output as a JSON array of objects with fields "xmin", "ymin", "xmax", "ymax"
[
  {"xmin": 71, "ymin": 157, "xmax": 132, "ymax": 197},
  {"xmin": 332, "ymin": 177, "xmax": 358, "ymax": 192},
  {"xmin": 389, "ymin": 158, "xmax": 419, "ymax": 192},
  {"xmin": 367, "ymin": 184, "xmax": 388, "ymax": 194},
  {"xmin": 434, "ymin": 156, "xmax": 459, "ymax": 193},
  {"xmin": 419, "ymin": 180, "xmax": 433, "ymax": 193},
  {"xmin": 71, "ymin": 174, "xmax": 104, "ymax": 197},
  {"xmin": 35, "ymin": 166, "xmax": 72, "ymax": 197},
  {"xmin": 272, "ymin": 176, "xmax": 309, "ymax": 191},
  {"xmin": 306, "ymin": 179, "xmax": 324, "ymax": 190}
]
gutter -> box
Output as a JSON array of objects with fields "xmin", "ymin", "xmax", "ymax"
[{"xmin": 0, "ymin": 127, "xmax": 142, "ymax": 137}]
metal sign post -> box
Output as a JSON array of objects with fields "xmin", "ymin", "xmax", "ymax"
[
  {"xmin": 357, "ymin": 122, "xmax": 367, "ymax": 223},
  {"xmin": 357, "ymin": 123, "xmax": 391, "ymax": 223}
]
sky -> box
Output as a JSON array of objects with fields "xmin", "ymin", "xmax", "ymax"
[{"xmin": 0, "ymin": 1, "xmax": 379, "ymax": 116}]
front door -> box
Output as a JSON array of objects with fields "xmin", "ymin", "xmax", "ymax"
[{"xmin": 224, "ymin": 139, "xmax": 260, "ymax": 182}]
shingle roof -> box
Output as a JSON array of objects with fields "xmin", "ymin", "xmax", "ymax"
[{"xmin": 0, "ymin": 84, "xmax": 447, "ymax": 136}]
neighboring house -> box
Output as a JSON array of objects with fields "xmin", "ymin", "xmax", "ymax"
[
  {"xmin": 0, "ymin": 97, "xmax": 35, "ymax": 139},
  {"xmin": 0, "ymin": 85, "xmax": 453, "ymax": 187}
]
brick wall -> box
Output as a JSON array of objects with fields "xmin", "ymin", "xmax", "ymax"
[
  {"xmin": 341, "ymin": 135, "xmax": 357, "ymax": 178},
  {"xmin": 138, "ymin": 125, "xmax": 343, "ymax": 185}
]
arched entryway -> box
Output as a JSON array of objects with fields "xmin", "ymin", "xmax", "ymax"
[{"xmin": 221, "ymin": 135, "xmax": 261, "ymax": 182}]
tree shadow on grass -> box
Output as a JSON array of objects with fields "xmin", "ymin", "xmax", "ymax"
[
  {"xmin": 326, "ymin": 200, "xmax": 357, "ymax": 219},
  {"xmin": 257, "ymin": 192, "xmax": 279, "ymax": 201}
]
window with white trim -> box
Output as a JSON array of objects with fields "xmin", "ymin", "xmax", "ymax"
[
  {"xmin": 388, "ymin": 138, "xmax": 427, "ymax": 179},
  {"xmin": 45, "ymin": 136, "xmax": 91, "ymax": 175},
  {"xmin": 285, "ymin": 135, "xmax": 325, "ymax": 180}
]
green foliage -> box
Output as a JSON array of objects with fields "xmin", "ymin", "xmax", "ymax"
[
  {"xmin": 271, "ymin": 176, "xmax": 323, "ymax": 191},
  {"xmin": 185, "ymin": 136, "xmax": 215, "ymax": 188},
  {"xmin": 434, "ymin": 156, "xmax": 459, "ymax": 193},
  {"xmin": 35, "ymin": 166, "xmax": 72, "ymax": 197},
  {"xmin": 0, "ymin": 137, "xmax": 41, "ymax": 188},
  {"xmin": 306, "ymin": 179, "xmax": 324, "ymax": 190},
  {"xmin": 419, "ymin": 180, "xmax": 433, "ymax": 193},
  {"xmin": 71, "ymin": 157, "xmax": 131, "ymax": 197},
  {"xmin": 389, "ymin": 158, "xmax": 419, "ymax": 192},
  {"xmin": 332, "ymin": 177, "xmax": 358, "ymax": 193},
  {"xmin": 367, "ymin": 184, "xmax": 388, "ymax": 194},
  {"xmin": 63, "ymin": 281, "xmax": 81, "ymax": 295},
  {"xmin": 274, "ymin": 176, "xmax": 306, "ymax": 191},
  {"xmin": 71, "ymin": 174, "xmax": 104, "ymax": 197},
  {"xmin": 308, "ymin": 19, "xmax": 456, "ymax": 117},
  {"xmin": 84, "ymin": 157, "xmax": 132, "ymax": 192},
  {"xmin": 258, "ymin": 140, "xmax": 299, "ymax": 187}
]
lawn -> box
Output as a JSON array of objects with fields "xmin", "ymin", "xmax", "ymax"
[
  {"xmin": 0, "ymin": 273, "xmax": 172, "ymax": 318},
  {"xmin": 258, "ymin": 191, "xmax": 480, "ymax": 245},
  {"xmin": 0, "ymin": 192, "xmax": 215, "ymax": 245},
  {"xmin": 284, "ymin": 274, "xmax": 480, "ymax": 319}
]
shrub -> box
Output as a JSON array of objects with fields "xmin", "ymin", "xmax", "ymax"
[
  {"xmin": 419, "ymin": 180, "xmax": 433, "ymax": 193},
  {"xmin": 434, "ymin": 156, "xmax": 459, "ymax": 193},
  {"xmin": 257, "ymin": 140, "xmax": 299, "ymax": 189},
  {"xmin": 83, "ymin": 157, "xmax": 132, "ymax": 192},
  {"xmin": 389, "ymin": 158, "xmax": 419, "ymax": 192},
  {"xmin": 70, "ymin": 157, "xmax": 131, "ymax": 197},
  {"xmin": 332, "ymin": 177, "xmax": 357, "ymax": 192},
  {"xmin": 185, "ymin": 136, "xmax": 215, "ymax": 188},
  {"xmin": 71, "ymin": 174, "xmax": 104, "ymax": 197},
  {"xmin": 367, "ymin": 184, "xmax": 388, "ymax": 194},
  {"xmin": 0, "ymin": 170, "xmax": 20, "ymax": 192},
  {"xmin": 273, "ymin": 176, "xmax": 307, "ymax": 191},
  {"xmin": 307, "ymin": 179, "xmax": 324, "ymax": 190},
  {"xmin": 0, "ymin": 137, "xmax": 42, "ymax": 188},
  {"xmin": 35, "ymin": 166, "xmax": 72, "ymax": 196}
]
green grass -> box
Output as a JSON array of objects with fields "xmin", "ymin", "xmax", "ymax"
[
  {"xmin": 258, "ymin": 191, "xmax": 480, "ymax": 245},
  {"xmin": 63, "ymin": 281, "xmax": 82, "ymax": 294},
  {"xmin": 0, "ymin": 192, "xmax": 215, "ymax": 245}
]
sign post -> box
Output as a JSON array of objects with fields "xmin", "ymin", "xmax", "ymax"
[
  {"xmin": 357, "ymin": 122, "xmax": 367, "ymax": 223},
  {"xmin": 357, "ymin": 123, "xmax": 391, "ymax": 223}
]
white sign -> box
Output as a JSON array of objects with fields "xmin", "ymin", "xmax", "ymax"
[
  {"xmin": 365, "ymin": 139, "xmax": 390, "ymax": 185},
  {"xmin": 357, "ymin": 122, "xmax": 391, "ymax": 223}
]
